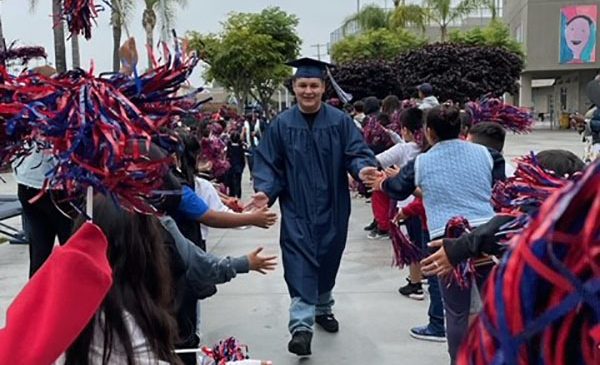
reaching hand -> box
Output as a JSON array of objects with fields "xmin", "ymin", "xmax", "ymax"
[
  {"xmin": 245, "ymin": 192, "xmax": 269, "ymax": 211},
  {"xmin": 249, "ymin": 206, "xmax": 277, "ymax": 229},
  {"xmin": 359, "ymin": 166, "xmax": 379, "ymax": 181},
  {"xmin": 384, "ymin": 166, "xmax": 400, "ymax": 178},
  {"xmin": 420, "ymin": 240, "xmax": 454, "ymax": 277},
  {"xmin": 247, "ymin": 247, "xmax": 277, "ymax": 275}
]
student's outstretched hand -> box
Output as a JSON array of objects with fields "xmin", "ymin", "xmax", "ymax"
[
  {"xmin": 247, "ymin": 247, "xmax": 277, "ymax": 275},
  {"xmin": 249, "ymin": 206, "xmax": 277, "ymax": 228}
]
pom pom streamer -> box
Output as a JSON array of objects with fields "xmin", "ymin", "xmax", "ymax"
[
  {"xmin": 201, "ymin": 337, "xmax": 249, "ymax": 365},
  {"xmin": 458, "ymin": 161, "xmax": 600, "ymax": 365},
  {"xmin": 62, "ymin": 0, "xmax": 106, "ymax": 39},
  {"xmin": 466, "ymin": 96, "xmax": 535, "ymax": 133},
  {"xmin": 493, "ymin": 153, "xmax": 573, "ymax": 214},
  {"xmin": 0, "ymin": 37, "xmax": 205, "ymax": 214},
  {"xmin": 2, "ymin": 68, "xmax": 172, "ymax": 214},
  {"xmin": 363, "ymin": 115, "xmax": 394, "ymax": 149},
  {"xmin": 0, "ymin": 43, "xmax": 47, "ymax": 65},
  {"xmin": 444, "ymin": 216, "xmax": 477, "ymax": 289},
  {"xmin": 389, "ymin": 204, "xmax": 423, "ymax": 268}
]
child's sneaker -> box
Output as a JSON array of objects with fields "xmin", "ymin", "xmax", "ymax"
[
  {"xmin": 367, "ymin": 228, "xmax": 389, "ymax": 240},
  {"xmin": 398, "ymin": 279, "xmax": 424, "ymax": 300},
  {"xmin": 409, "ymin": 325, "xmax": 446, "ymax": 342}
]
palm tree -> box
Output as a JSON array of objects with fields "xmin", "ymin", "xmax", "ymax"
[
  {"xmin": 424, "ymin": 0, "xmax": 482, "ymax": 41},
  {"xmin": 51, "ymin": 0, "xmax": 67, "ymax": 72},
  {"xmin": 111, "ymin": 0, "xmax": 135, "ymax": 72},
  {"xmin": 482, "ymin": 0, "xmax": 499, "ymax": 19},
  {"xmin": 71, "ymin": 35, "xmax": 80, "ymax": 68},
  {"xmin": 342, "ymin": 4, "xmax": 389, "ymax": 35},
  {"xmin": 0, "ymin": 1, "xmax": 6, "ymax": 61},
  {"xmin": 389, "ymin": 3, "xmax": 428, "ymax": 33},
  {"xmin": 142, "ymin": 0, "xmax": 187, "ymax": 69},
  {"xmin": 29, "ymin": 0, "xmax": 66, "ymax": 71}
]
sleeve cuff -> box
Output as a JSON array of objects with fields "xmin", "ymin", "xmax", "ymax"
[
  {"xmin": 443, "ymin": 238, "xmax": 470, "ymax": 266},
  {"xmin": 232, "ymin": 256, "xmax": 250, "ymax": 274}
]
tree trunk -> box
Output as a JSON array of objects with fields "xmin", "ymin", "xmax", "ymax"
[
  {"xmin": 440, "ymin": 25, "xmax": 447, "ymax": 42},
  {"xmin": 111, "ymin": 6, "xmax": 122, "ymax": 72},
  {"xmin": 52, "ymin": 0, "xmax": 67, "ymax": 73},
  {"xmin": 71, "ymin": 34, "xmax": 80, "ymax": 69},
  {"xmin": 142, "ymin": 8, "xmax": 157, "ymax": 70}
]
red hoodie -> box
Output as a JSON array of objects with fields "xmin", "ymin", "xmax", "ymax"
[{"xmin": 0, "ymin": 222, "xmax": 112, "ymax": 365}]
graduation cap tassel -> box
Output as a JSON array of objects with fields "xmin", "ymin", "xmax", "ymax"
[{"xmin": 326, "ymin": 67, "xmax": 352, "ymax": 104}]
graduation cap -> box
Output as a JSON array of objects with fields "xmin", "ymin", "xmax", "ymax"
[
  {"xmin": 286, "ymin": 57, "xmax": 353, "ymax": 103},
  {"xmin": 286, "ymin": 57, "xmax": 332, "ymax": 79}
]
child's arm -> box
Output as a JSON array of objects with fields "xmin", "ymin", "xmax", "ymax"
[
  {"xmin": 200, "ymin": 207, "xmax": 276, "ymax": 229},
  {"xmin": 160, "ymin": 217, "xmax": 276, "ymax": 287},
  {"xmin": 179, "ymin": 185, "xmax": 276, "ymax": 229}
]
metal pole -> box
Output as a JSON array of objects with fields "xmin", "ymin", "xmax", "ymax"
[{"xmin": 357, "ymin": 0, "xmax": 360, "ymax": 12}]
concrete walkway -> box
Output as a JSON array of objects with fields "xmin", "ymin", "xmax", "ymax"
[{"xmin": 0, "ymin": 129, "xmax": 585, "ymax": 364}]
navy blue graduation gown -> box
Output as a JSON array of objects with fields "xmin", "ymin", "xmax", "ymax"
[{"xmin": 253, "ymin": 104, "xmax": 376, "ymax": 304}]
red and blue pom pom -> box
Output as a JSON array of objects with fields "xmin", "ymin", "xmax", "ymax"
[
  {"xmin": 458, "ymin": 160, "xmax": 600, "ymax": 365},
  {"xmin": 201, "ymin": 337, "xmax": 249, "ymax": 365},
  {"xmin": 62, "ymin": 0, "xmax": 105, "ymax": 39},
  {"xmin": 466, "ymin": 96, "xmax": 535, "ymax": 133}
]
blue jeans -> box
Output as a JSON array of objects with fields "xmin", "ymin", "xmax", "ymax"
[
  {"xmin": 423, "ymin": 230, "xmax": 445, "ymax": 334},
  {"xmin": 288, "ymin": 291, "xmax": 334, "ymax": 334}
]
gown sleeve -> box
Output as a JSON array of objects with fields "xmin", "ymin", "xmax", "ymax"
[
  {"xmin": 382, "ymin": 159, "xmax": 417, "ymax": 201},
  {"xmin": 253, "ymin": 120, "xmax": 286, "ymax": 205},
  {"xmin": 342, "ymin": 116, "xmax": 377, "ymax": 179}
]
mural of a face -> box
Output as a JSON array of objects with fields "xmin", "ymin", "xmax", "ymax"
[{"xmin": 565, "ymin": 16, "xmax": 592, "ymax": 60}]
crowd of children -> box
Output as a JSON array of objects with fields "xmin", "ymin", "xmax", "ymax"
[{"xmin": 0, "ymin": 20, "xmax": 598, "ymax": 363}]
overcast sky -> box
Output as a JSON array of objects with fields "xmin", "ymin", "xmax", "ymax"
[{"xmin": 1, "ymin": 0, "xmax": 393, "ymax": 84}]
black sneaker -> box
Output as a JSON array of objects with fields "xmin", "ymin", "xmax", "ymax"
[
  {"xmin": 398, "ymin": 279, "xmax": 424, "ymax": 300},
  {"xmin": 288, "ymin": 330, "xmax": 312, "ymax": 356},
  {"xmin": 367, "ymin": 228, "xmax": 389, "ymax": 240},
  {"xmin": 364, "ymin": 220, "xmax": 377, "ymax": 231},
  {"xmin": 315, "ymin": 313, "xmax": 339, "ymax": 333}
]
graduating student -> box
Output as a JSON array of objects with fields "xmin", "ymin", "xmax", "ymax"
[{"xmin": 249, "ymin": 57, "xmax": 377, "ymax": 356}]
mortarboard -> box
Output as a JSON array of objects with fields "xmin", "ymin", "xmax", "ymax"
[
  {"xmin": 286, "ymin": 57, "xmax": 333, "ymax": 79},
  {"xmin": 286, "ymin": 57, "xmax": 353, "ymax": 103}
]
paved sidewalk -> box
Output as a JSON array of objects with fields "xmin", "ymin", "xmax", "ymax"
[{"xmin": 0, "ymin": 130, "xmax": 585, "ymax": 364}]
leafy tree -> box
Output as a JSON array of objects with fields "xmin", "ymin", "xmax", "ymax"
[
  {"xmin": 331, "ymin": 28, "xmax": 425, "ymax": 64},
  {"xmin": 449, "ymin": 19, "xmax": 524, "ymax": 57},
  {"xmin": 188, "ymin": 7, "xmax": 300, "ymax": 113},
  {"xmin": 389, "ymin": 4, "xmax": 428, "ymax": 33},
  {"xmin": 342, "ymin": 4, "xmax": 389, "ymax": 34}
]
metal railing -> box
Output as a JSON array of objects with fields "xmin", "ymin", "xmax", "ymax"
[{"xmin": 330, "ymin": 6, "xmax": 503, "ymax": 45}]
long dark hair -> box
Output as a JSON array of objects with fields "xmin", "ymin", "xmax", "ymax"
[
  {"xmin": 426, "ymin": 105, "xmax": 461, "ymax": 141},
  {"xmin": 175, "ymin": 129, "xmax": 201, "ymax": 186},
  {"xmin": 65, "ymin": 197, "xmax": 181, "ymax": 365}
]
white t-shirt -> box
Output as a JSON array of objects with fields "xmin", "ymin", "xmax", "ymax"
[
  {"xmin": 54, "ymin": 312, "xmax": 168, "ymax": 365},
  {"xmin": 376, "ymin": 141, "xmax": 421, "ymax": 209},
  {"xmin": 195, "ymin": 177, "xmax": 231, "ymax": 240}
]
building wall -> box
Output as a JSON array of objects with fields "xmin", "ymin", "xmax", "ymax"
[
  {"xmin": 508, "ymin": 0, "xmax": 600, "ymax": 72},
  {"xmin": 532, "ymin": 86, "xmax": 553, "ymax": 114}
]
